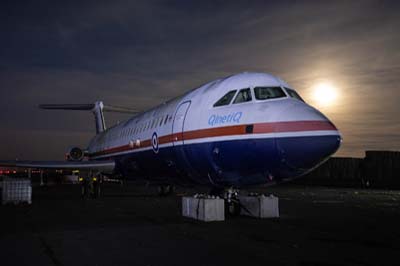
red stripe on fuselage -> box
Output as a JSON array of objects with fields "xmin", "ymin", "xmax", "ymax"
[
  {"xmin": 253, "ymin": 120, "xmax": 336, "ymax": 134},
  {"xmin": 182, "ymin": 125, "xmax": 246, "ymax": 141},
  {"xmin": 89, "ymin": 120, "xmax": 337, "ymax": 158}
]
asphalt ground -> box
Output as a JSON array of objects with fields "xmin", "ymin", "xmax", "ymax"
[{"xmin": 1, "ymin": 183, "xmax": 400, "ymax": 266}]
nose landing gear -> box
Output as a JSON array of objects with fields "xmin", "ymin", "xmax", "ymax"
[
  {"xmin": 224, "ymin": 188, "xmax": 241, "ymax": 216},
  {"xmin": 209, "ymin": 187, "xmax": 241, "ymax": 216}
]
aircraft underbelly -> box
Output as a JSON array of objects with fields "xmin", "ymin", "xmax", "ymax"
[{"xmin": 114, "ymin": 133, "xmax": 340, "ymax": 187}]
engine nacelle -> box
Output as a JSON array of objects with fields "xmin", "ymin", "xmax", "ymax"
[{"xmin": 66, "ymin": 147, "xmax": 85, "ymax": 161}]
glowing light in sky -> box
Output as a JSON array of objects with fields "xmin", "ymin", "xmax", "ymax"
[{"xmin": 312, "ymin": 81, "xmax": 339, "ymax": 107}]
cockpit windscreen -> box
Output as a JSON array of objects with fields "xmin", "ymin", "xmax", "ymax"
[
  {"xmin": 285, "ymin": 88, "xmax": 305, "ymax": 102},
  {"xmin": 254, "ymin": 87, "xmax": 286, "ymax": 100}
]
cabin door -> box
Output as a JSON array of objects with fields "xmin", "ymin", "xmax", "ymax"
[{"xmin": 172, "ymin": 101, "xmax": 191, "ymax": 146}]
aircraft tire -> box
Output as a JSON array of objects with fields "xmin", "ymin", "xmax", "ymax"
[
  {"xmin": 226, "ymin": 200, "xmax": 241, "ymax": 216},
  {"xmin": 81, "ymin": 180, "xmax": 89, "ymax": 199},
  {"xmin": 157, "ymin": 184, "xmax": 174, "ymax": 196},
  {"xmin": 92, "ymin": 181, "xmax": 101, "ymax": 199}
]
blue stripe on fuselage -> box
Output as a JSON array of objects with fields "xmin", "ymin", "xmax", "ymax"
[{"xmin": 107, "ymin": 134, "xmax": 340, "ymax": 187}]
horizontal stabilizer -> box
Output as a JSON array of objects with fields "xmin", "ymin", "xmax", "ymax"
[
  {"xmin": 39, "ymin": 104, "xmax": 95, "ymax": 111},
  {"xmin": 0, "ymin": 160, "xmax": 115, "ymax": 173},
  {"xmin": 39, "ymin": 103, "xmax": 138, "ymax": 114},
  {"xmin": 39, "ymin": 101, "xmax": 138, "ymax": 134},
  {"xmin": 102, "ymin": 105, "xmax": 139, "ymax": 114}
]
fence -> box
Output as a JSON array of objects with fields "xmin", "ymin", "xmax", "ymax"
[{"xmin": 299, "ymin": 151, "xmax": 400, "ymax": 189}]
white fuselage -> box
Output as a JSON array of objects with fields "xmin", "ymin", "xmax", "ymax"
[{"xmin": 87, "ymin": 72, "xmax": 341, "ymax": 187}]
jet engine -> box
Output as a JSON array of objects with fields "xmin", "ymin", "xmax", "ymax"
[{"xmin": 66, "ymin": 147, "xmax": 85, "ymax": 161}]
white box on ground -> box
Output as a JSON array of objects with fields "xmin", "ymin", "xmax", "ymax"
[
  {"xmin": 2, "ymin": 178, "xmax": 32, "ymax": 205},
  {"xmin": 239, "ymin": 195, "xmax": 279, "ymax": 218},
  {"xmin": 182, "ymin": 197, "xmax": 225, "ymax": 221}
]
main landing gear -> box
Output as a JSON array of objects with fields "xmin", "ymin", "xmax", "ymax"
[
  {"xmin": 157, "ymin": 184, "xmax": 175, "ymax": 196},
  {"xmin": 80, "ymin": 173, "xmax": 102, "ymax": 199}
]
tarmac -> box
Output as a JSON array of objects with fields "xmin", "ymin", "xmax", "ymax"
[{"xmin": 1, "ymin": 182, "xmax": 400, "ymax": 266}]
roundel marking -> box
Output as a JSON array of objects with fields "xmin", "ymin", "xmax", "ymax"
[{"xmin": 152, "ymin": 132, "xmax": 159, "ymax": 153}]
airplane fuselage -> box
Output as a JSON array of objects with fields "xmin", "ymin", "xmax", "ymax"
[{"xmin": 87, "ymin": 72, "xmax": 341, "ymax": 187}]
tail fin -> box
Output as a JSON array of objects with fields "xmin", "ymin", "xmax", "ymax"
[{"xmin": 39, "ymin": 101, "xmax": 138, "ymax": 134}]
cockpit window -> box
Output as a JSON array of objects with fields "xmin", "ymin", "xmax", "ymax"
[
  {"xmin": 285, "ymin": 88, "xmax": 305, "ymax": 102},
  {"xmin": 254, "ymin": 87, "xmax": 286, "ymax": 100},
  {"xmin": 213, "ymin": 90, "xmax": 237, "ymax": 107},
  {"xmin": 233, "ymin": 88, "xmax": 252, "ymax": 104}
]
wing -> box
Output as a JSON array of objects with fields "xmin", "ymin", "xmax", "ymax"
[{"xmin": 0, "ymin": 160, "xmax": 115, "ymax": 172}]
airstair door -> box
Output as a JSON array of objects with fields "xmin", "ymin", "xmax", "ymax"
[{"xmin": 172, "ymin": 101, "xmax": 191, "ymax": 146}]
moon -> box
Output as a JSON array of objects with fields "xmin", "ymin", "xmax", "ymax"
[{"xmin": 312, "ymin": 81, "xmax": 339, "ymax": 107}]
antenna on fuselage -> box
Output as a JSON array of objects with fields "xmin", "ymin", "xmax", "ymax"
[{"xmin": 39, "ymin": 101, "xmax": 138, "ymax": 134}]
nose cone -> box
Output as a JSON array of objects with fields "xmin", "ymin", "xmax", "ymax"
[
  {"xmin": 275, "ymin": 102, "xmax": 341, "ymax": 176},
  {"xmin": 277, "ymin": 134, "xmax": 341, "ymax": 173}
]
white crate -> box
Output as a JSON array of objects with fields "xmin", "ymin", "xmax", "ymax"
[
  {"xmin": 239, "ymin": 195, "xmax": 279, "ymax": 218},
  {"xmin": 182, "ymin": 197, "xmax": 225, "ymax": 222},
  {"xmin": 2, "ymin": 178, "xmax": 32, "ymax": 205}
]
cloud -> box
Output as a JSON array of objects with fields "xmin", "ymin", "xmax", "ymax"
[{"xmin": 0, "ymin": 0, "xmax": 399, "ymax": 159}]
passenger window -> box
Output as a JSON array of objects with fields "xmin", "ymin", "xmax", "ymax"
[
  {"xmin": 254, "ymin": 87, "xmax": 286, "ymax": 100},
  {"xmin": 213, "ymin": 90, "xmax": 237, "ymax": 107},
  {"xmin": 164, "ymin": 115, "xmax": 169, "ymax": 125},
  {"xmin": 233, "ymin": 88, "xmax": 252, "ymax": 104},
  {"xmin": 285, "ymin": 88, "xmax": 305, "ymax": 102}
]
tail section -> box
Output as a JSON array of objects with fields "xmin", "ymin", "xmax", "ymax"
[{"xmin": 39, "ymin": 101, "xmax": 137, "ymax": 134}]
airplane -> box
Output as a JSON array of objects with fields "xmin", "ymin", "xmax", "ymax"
[{"xmin": 0, "ymin": 72, "xmax": 341, "ymax": 205}]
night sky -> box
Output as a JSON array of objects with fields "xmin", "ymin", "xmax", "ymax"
[{"xmin": 0, "ymin": 0, "xmax": 399, "ymax": 160}]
